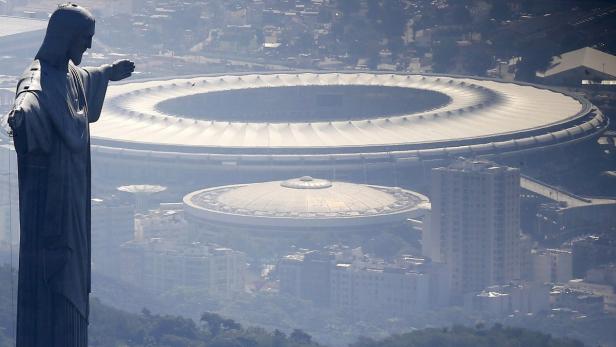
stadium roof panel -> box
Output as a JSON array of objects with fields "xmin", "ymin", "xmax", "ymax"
[{"xmin": 0, "ymin": 16, "xmax": 47, "ymax": 38}]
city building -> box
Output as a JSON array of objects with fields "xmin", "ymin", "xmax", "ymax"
[
  {"xmin": 530, "ymin": 248, "xmax": 573, "ymax": 284},
  {"xmin": 538, "ymin": 47, "xmax": 616, "ymax": 86},
  {"xmin": 330, "ymin": 262, "xmax": 430, "ymax": 316},
  {"xmin": 425, "ymin": 160, "xmax": 521, "ymax": 299},
  {"xmin": 520, "ymin": 175, "xmax": 616, "ymax": 245},
  {"xmin": 551, "ymin": 281, "xmax": 610, "ymax": 315},
  {"xmin": 278, "ymin": 249, "xmax": 439, "ymax": 316},
  {"xmin": 278, "ymin": 250, "xmax": 332, "ymax": 306},
  {"xmin": 585, "ymin": 263, "xmax": 616, "ymax": 287},
  {"xmin": 0, "ymin": 201, "xmax": 13, "ymax": 247},
  {"xmin": 91, "ymin": 197, "xmax": 135, "ymax": 276},
  {"xmin": 464, "ymin": 282, "xmax": 550, "ymax": 317},
  {"xmin": 572, "ymin": 235, "xmax": 616, "ymax": 278},
  {"xmin": 120, "ymin": 239, "xmax": 246, "ymax": 296},
  {"xmin": 134, "ymin": 204, "xmax": 188, "ymax": 242},
  {"xmin": 0, "ymin": 162, "xmax": 18, "ymax": 250}
]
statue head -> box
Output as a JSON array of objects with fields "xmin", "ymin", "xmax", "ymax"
[{"xmin": 35, "ymin": 3, "xmax": 95, "ymax": 67}]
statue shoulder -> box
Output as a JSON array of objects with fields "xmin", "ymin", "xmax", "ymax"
[
  {"xmin": 13, "ymin": 60, "xmax": 45, "ymax": 115},
  {"xmin": 7, "ymin": 62, "xmax": 45, "ymax": 135},
  {"xmin": 7, "ymin": 90, "xmax": 41, "ymax": 136},
  {"xmin": 16, "ymin": 60, "xmax": 43, "ymax": 96}
]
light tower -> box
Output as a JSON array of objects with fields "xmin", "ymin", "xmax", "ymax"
[{"xmin": 117, "ymin": 184, "xmax": 167, "ymax": 212}]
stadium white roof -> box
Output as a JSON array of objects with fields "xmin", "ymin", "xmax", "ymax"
[
  {"xmin": 94, "ymin": 73, "xmax": 583, "ymax": 147},
  {"xmin": 0, "ymin": 16, "xmax": 46, "ymax": 38},
  {"xmin": 91, "ymin": 72, "xmax": 605, "ymax": 160}
]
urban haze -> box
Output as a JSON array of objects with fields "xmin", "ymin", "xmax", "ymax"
[{"xmin": 0, "ymin": 0, "xmax": 615, "ymax": 346}]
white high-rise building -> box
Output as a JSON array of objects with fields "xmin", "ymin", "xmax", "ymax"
[{"xmin": 426, "ymin": 160, "xmax": 521, "ymax": 298}]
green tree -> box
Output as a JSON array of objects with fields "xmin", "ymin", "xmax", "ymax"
[
  {"xmin": 290, "ymin": 329, "xmax": 312, "ymax": 344},
  {"xmin": 490, "ymin": 0, "xmax": 512, "ymax": 22},
  {"xmin": 461, "ymin": 44, "xmax": 493, "ymax": 76},
  {"xmin": 448, "ymin": 4, "xmax": 472, "ymax": 26},
  {"xmin": 515, "ymin": 39, "xmax": 560, "ymax": 82},
  {"xmin": 432, "ymin": 39, "xmax": 459, "ymax": 73},
  {"xmin": 201, "ymin": 312, "xmax": 241, "ymax": 337},
  {"xmin": 336, "ymin": 0, "xmax": 360, "ymax": 15}
]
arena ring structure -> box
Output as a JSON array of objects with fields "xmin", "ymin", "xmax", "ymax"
[{"xmin": 89, "ymin": 71, "xmax": 608, "ymax": 183}]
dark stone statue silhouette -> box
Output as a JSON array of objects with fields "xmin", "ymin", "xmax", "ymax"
[{"xmin": 5, "ymin": 3, "xmax": 134, "ymax": 346}]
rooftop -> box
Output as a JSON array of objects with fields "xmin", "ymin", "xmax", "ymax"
[
  {"xmin": 92, "ymin": 72, "xmax": 598, "ymax": 156},
  {"xmin": 542, "ymin": 47, "xmax": 616, "ymax": 78},
  {"xmin": 117, "ymin": 185, "xmax": 167, "ymax": 194},
  {"xmin": 183, "ymin": 177, "xmax": 429, "ymax": 228}
]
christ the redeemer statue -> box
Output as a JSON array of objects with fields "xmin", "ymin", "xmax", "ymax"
[{"xmin": 5, "ymin": 3, "xmax": 134, "ymax": 346}]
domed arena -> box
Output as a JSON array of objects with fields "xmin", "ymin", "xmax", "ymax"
[
  {"xmin": 182, "ymin": 176, "xmax": 430, "ymax": 256},
  {"xmin": 183, "ymin": 176, "xmax": 429, "ymax": 229},
  {"xmin": 89, "ymin": 72, "xmax": 608, "ymax": 189}
]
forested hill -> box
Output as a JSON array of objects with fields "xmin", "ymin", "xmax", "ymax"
[
  {"xmin": 349, "ymin": 325, "xmax": 584, "ymax": 347},
  {"xmin": 0, "ymin": 265, "xmax": 584, "ymax": 346}
]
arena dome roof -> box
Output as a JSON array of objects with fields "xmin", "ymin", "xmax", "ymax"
[{"xmin": 183, "ymin": 177, "xmax": 430, "ymax": 228}]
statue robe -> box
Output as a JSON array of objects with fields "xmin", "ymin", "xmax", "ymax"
[{"xmin": 9, "ymin": 59, "xmax": 108, "ymax": 347}]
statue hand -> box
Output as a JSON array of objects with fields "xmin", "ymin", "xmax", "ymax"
[{"xmin": 108, "ymin": 59, "xmax": 135, "ymax": 81}]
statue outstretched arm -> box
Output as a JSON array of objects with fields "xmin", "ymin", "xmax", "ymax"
[{"xmin": 78, "ymin": 59, "xmax": 134, "ymax": 123}]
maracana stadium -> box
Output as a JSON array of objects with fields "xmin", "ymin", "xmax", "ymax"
[{"xmin": 89, "ymin": 71, "xmax": 608, "ymax": 188}]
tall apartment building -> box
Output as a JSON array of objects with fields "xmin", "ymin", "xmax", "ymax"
[{"xmin": 426, "ymin": 160, "xmax": 521, "ymax": 298}]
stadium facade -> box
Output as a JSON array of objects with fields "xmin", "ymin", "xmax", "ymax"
[{"xmin": 81, "ymin": 71, "xmax": 608, "ymax": 188}]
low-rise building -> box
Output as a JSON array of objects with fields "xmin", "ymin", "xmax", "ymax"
[
  {"xmin": 573, "ymin": 235, "xmax": 616, "ymax": 278},
  {"xmin": 278, "ymin": 250, "xmax": 331, "ymax": 306},
  {"xmin": 330, "ymin": 263, "xmax": 430, "ymax": 315},
  {"xmin": 538, "ymin": 47, "xmax": 616, "ymax": 86},
  {"xmin": 531, "ymin": 248, "xmax": 573, "ymax": 284},
  {"xmin": 121, "ymin": 239, "xmax": 246, "ymax": 296},
  {"xmin": 557, "ymin": 279, "xmax": 616, "ymax": 313},
  {"xmin": 464, "ymin": 282, "xmax": 551, "ymax": 317},
  {"xmin": 91, "ymin": 197, "xmax": 135, "ymax": 276},
  {"xmin": 278, "ymin": 249, "xmax": 448, "ymax": 316},
  {"xmin": 551, "ymin": 286, "xmax": 605, "ymax": 315},
  {"xmin": 586, "ymin": 263, "xmax": 616, "ymax": 287}
]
